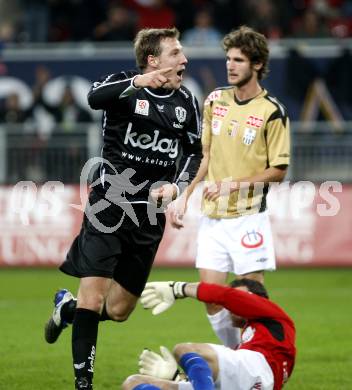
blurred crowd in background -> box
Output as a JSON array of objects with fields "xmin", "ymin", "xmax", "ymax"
[
  {"xmin": 1, "ymin": 0, "xmax": 352, "ymax": 183},
  {"xmin": 0, "ymin": 65, "xmax": 93, "ymax": 128},
  {"xmin": 1, "ymin": 0, "xmax": 352, "ymax": 45}
]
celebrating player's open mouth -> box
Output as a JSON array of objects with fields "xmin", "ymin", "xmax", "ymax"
[
  {"xmin": 162, "ymin": 67, "xmax": 185, "ymax": 90},
  {"xmin": 176, "ymin": 68, "xmax": 184, "ymax": 81}
]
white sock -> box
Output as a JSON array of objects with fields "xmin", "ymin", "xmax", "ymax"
[
  {"xmin": 207, "ymin": 308, "xmax": 241, "ymax": 348},
  {"xmin": 178, "ymin": 380, "xmax": 194, "ymax": 390}
]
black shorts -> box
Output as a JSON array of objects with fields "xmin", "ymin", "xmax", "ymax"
[{"xmin": 60, "ymin": 190, "xmax": 166, "ymax": 296}]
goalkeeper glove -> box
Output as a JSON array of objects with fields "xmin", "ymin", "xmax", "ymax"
[
  {"xmin": 140, "ymin": 281, "xmax": 187, "ymax": 315},
  {"xmin": 138, "ymin": 346, "xmax": 180, "ymax": 381}
]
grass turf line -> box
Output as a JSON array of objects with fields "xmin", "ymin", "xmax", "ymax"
[{"xmin": 0, "ymin": 267, "xmax": 351, "ymax": 389}]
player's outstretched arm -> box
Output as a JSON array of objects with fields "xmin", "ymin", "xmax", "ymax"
[
  {"xmin": 133, "ymin": 68, "xmax": 173, "ymax": 89},
  {"xmin": 140, "ymin": 281, "xmax": 199, "ymax": 315}
]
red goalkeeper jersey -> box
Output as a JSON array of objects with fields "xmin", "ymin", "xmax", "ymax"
[{"xmin": 197, "ymin": 283, "xmax": 296, "ymax": 390}]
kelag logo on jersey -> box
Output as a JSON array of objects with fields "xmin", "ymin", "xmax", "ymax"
[{"xmin": 124, "ymin": 122, "xmax": 179, "ymax": 158}]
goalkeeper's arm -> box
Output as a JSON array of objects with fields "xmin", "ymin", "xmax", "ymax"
[
  {"xmin": 140, "ymin": 281, "xmax": 200, "ymax": 315},
  {"xmin": 180, "ymin": 282, "xmax": 199, "ymax": 298}
]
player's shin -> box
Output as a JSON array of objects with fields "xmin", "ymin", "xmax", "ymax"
[
  {"xmin": 179, "ymin": 353, "xmax": 215, "ymax": 390},
  {"xmin": 72, "ymin": 309, "xmax": 100, "ymax": 390}
]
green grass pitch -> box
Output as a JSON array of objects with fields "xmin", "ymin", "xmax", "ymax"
[{"xmin": 1, "ymin": 267, "xmax": 351, "ymax": 389}]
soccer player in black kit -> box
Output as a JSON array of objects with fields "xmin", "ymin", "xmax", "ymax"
[{"xmin": 44, "ymin": 27, "xmax": 202, "ymax": 390}]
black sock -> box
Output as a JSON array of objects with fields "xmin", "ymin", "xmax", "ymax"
[
  {"xmin": 61, "ymin": 301, "xmax": 111, "ymax": 324},
  {"xmin": 99, "ymin": 304, "xmax": 111, "ymax": 321},
  {"xmin": 61, "ymin": 300, "xmax": 77, "ymax": 324},
  {"xmin": 72, "ymin": 308, "xmax": 100, "ymax": 390},
  {"xmin": 62, "ymin": 300, "xmax": 110, "ymax": 324}
]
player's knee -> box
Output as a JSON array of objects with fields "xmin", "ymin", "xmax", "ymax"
[
  {"xmin": 173, "ymin": 343, "xmax": 197, "ymax": 361},
  {"xmin": 77, "ymin": 293, "xmax": 105, "ymax": 313},
  {"xmin": 107, "ymin": 302, "xmax": 136, "ymax": 322},
  {"xmin": 122, "ymin": 374, "xmax": 145, "ymax": 390}
]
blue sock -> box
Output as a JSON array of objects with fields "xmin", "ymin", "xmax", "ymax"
[
  {"xmin": 133, "ymin": 384, "xmax": 161, "ymax": 390},
  {"xmin": 179, "ymin": 352, "xmax": 215, "ymax": 390}
]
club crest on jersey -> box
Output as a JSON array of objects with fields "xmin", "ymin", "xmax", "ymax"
[
  {"xmin": 242, "ymin": 326, "xmax": 255, "ymax": 343},
  {"xmin": 243, "ymin": 127, "xmax": 256, "ymax": 145},
  {"xmin": 227, "ymin": 119, "xmax": 239, "ymax": 137},
  {"xmin": 135, "ymin": 99, "xmax": 149, "ymax": 116},
  {"xmin": 175, "ymin": 106, "xmax": 187, "ymax": 123},
  {"xmin": 211, "ymin": 119, "xmax": 222, "ymax": 135}
]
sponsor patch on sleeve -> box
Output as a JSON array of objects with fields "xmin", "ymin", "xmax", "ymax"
[{"xmin": 204, "ymin": 90, "xmax": 221, "ymax": 106}]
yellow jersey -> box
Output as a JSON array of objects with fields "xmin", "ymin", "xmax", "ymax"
[{"xmin": 202, "ymin": 87, "xmax": 290, "ymax": 218}]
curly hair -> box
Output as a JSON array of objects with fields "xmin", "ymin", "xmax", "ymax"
[{"xmin": 222, "ymin": 25, "xmax": 269, "ymax": 80}]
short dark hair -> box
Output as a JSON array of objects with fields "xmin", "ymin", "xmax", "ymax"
[
  {"xmin": 222, "ymin": 25, "xmax": 269, "ymax": 80},
  {"xmin": 134, "ymin": 27, "xmax": 180, "ymax": 71},
  {"xmin": 230, "ymin": 278, "xmax": 269, "ymax": 299}
]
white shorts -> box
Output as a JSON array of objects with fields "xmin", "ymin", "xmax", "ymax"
[
  {"xmin": 177, "ymin": 347, "xmax": 274, "ymax": 390},
  {"xmin": 196, "ymin": 211, "xmax": 276, "ymax": 275}
]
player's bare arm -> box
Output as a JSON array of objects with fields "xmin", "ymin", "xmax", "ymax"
[
  {"xmin": 169, "ymin": 145, "xmax": 210, "ymax": 229},
  {"xmin": 204, "ymin": 165, "xmax": 287, "ymax": 202},
  {"xmin": 150, "ymin": 183, "xmax": 178, "ymax": 207}
]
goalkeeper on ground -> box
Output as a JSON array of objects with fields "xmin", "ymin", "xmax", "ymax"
[{"xmin": 122, "ymin": 278, "xmax": 296, "ymax": 390}]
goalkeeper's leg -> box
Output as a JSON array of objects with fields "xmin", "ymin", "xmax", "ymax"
[
  {"xmin": 179, "ymin": 353, "xmax": 215, "ymax": 390},
  {"xmin": 174, "ymin": 343, "xmax": 218, "ymax": 390},
  {"xmin": 122, "ymin": 374, "xmax": 179, "ymax": 390}
]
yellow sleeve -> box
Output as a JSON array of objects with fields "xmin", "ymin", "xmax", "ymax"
[
  {"xmin": 201, "ymin": 100, "xmax": 213, "ymax": 146},
  {"xmin": 266, "ymin": 113, "xmax": 291, "ymax": 167}
]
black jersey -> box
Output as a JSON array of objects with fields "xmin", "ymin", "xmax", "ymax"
[{"xmin": 88, "ymin": 70, "xmax": 202, "ymax": 202}]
